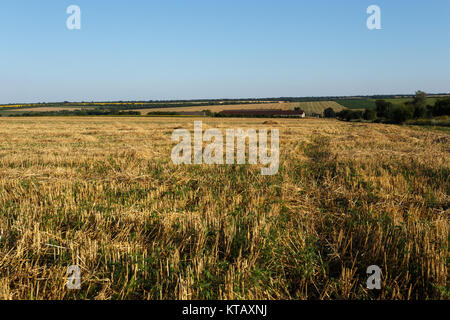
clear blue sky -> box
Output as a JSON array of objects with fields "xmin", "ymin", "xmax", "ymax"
[{"xmin": 1, "ymin": 0, "xmax": 449, "ymax": 104}]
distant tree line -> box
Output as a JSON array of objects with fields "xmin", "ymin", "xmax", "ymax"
[{"xmin": 331, "ymin": 91, "xmax": 450, "ymax": 124}]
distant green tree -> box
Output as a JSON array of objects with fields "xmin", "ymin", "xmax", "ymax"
[
  {"xmin": 413, "ymin": 91, "xmax": 427, "ymax": 108},
  {"xmin": 375, "ymin": 100, "xmax": 393, "ymax": 118},
  {"xmin": 349, "ymin": 110, "xmax": 364, "ymax": 120},
  {"xmin": 432, "ymin": 98, "xmax": 450, "ymax": 116},
  {"xmin": 410, "ymin": 90, "xmax": 427, "ymax": 118},
  {"xmin": 391, "ymin": 105, "xmax": 413, "ymax": 123},
  {"xmin": 337, "ymin": 110, "xmax": 363, "ymax": 121},
  {"xmin": 323, "ymin": 107, "xmax": 336, "ymax": 118},
  {"xmin": 413, "ymin": 105, "xmax": 426, "ymax": 118},
  {"xmin": 363, "ymin": 109, "xmax": 376, "ymax": 121},
  {"xmin": 336, "ymin": 110, "xmax": 348, "ymax": 120}
]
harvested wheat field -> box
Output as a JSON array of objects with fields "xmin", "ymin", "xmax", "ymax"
[
  {"xmin": 0, "ymin": 117, "xmax": 448, "ymax": 300},
  {"xmin": 134, "ymin": 102, "xmax": 296, "ymax": 114}
]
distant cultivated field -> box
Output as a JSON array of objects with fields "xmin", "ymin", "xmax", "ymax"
[
  {"xmin": 296, "ymin": 101, "xmax": 345, "ymax": 113},
  {"xmin": 136, "ymin": 101, "xmax": 345, "ymax": 114},
  {"xmin": 135, "ymin": 102, "xmax": 294, "ymax": 114},
  {"xmin": 335, "ymin": 99, "xmax": 377, "ymax": 110},
  {"xmin": 0, "ymin": 117, "xmax": 448, "ymax": 300},
  {"xmin": 7, "ymin": 107, "xmax": 85, "ymax": 112}
]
